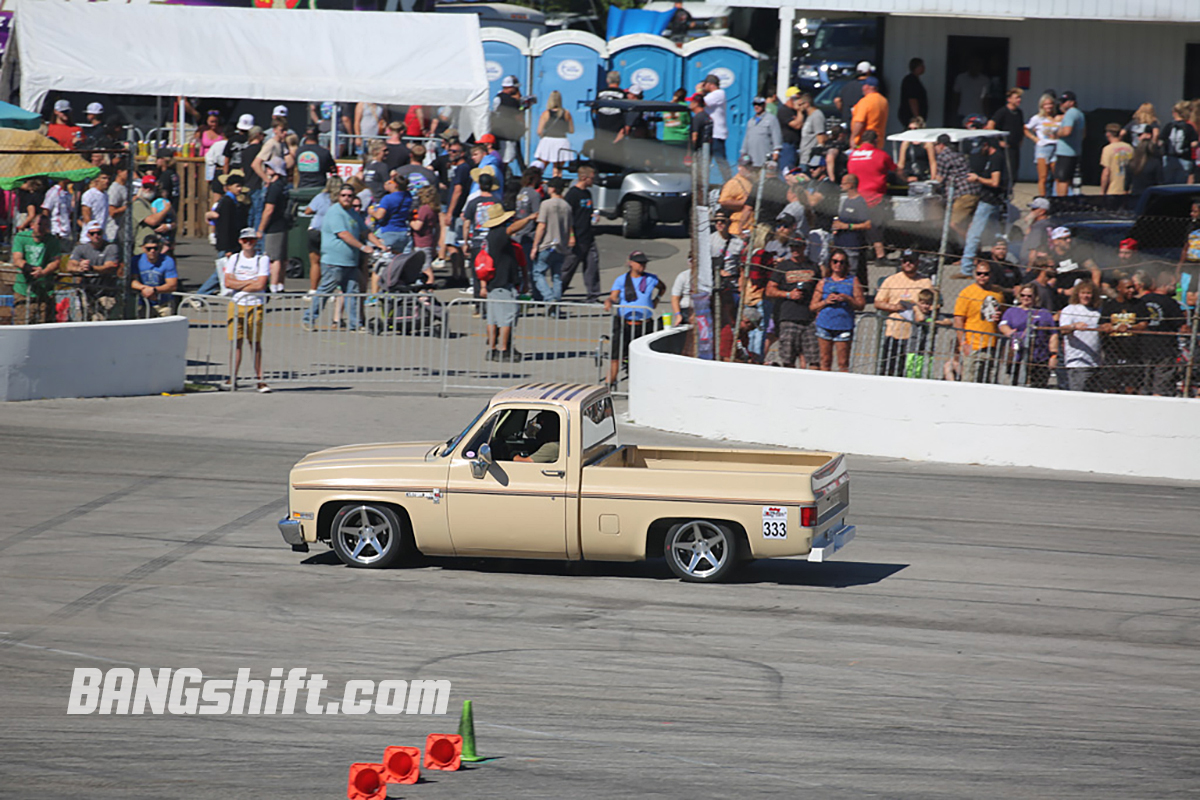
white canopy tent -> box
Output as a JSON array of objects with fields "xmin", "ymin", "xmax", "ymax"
[{"xmin": 14, "ymin": 1, "xmax": 491, "ymax": 138}]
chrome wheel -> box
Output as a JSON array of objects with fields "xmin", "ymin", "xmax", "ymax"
[
  {"xmin": 330, "ymin": 504, "xmax": 404, "ymax": 569},
  {"xmin": 664, "ymin": 520, "xmax": 739, "ymax": 582}
]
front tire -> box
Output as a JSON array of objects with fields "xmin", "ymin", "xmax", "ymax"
[
  {"xmin": 663, "ymin": 520, "xmax": 740, "ymax": 582},
  {"xmin": 329, "ymin": 503, "xmax": 407, "ymax": 569},
  {"xmin": 622, "ymin": 199, "xmax": 654, "ymax": 239}
]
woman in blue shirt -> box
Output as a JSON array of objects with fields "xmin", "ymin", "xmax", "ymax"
[
  {"xmin": 810, "ymin": 247, "xmax": 865, "ymax": 371},
  {"xmin": 604, "ymin": 250, "xmax": 664, "ymax": 388}
]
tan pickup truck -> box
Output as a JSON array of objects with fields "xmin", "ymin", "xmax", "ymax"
[{"xmin": 278, "ymin": 383, "xmax": 855, "ymax": 582}]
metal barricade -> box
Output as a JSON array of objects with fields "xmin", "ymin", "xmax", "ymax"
[{"xmin": 175, "ymin": 293, "xmax": 235, "ymax": 386}]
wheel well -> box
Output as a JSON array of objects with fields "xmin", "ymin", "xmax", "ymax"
[
  {"xmin": 646, "ymin": 517, "xmax": 749, "ymax": 558},
  {"xmin": 316, "ymin": 500, "xmax": 413, "ymax": 544}
]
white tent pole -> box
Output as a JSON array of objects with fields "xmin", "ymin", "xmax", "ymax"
[
  {"xmin": 777, "ymin": 7, "xmax": 794, "ymax": 101},
  {"xmin": 330, "ymin": 102, "xmax": 339, "ymax": 158}
]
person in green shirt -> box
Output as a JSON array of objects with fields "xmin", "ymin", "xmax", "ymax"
[
  {"xmin": 662, "ymin": 88, "xmax": 691, "ymax": 147},
  {"xmin": 11, "ymin": 215, "xmax": 62, "ymax": 324}
]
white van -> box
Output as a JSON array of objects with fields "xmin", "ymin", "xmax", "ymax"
[{"xmin": 435, "ymin": 2, "xmax": 546, "ymax": 38}]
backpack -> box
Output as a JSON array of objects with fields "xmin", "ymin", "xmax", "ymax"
[{"xmin": 474, "ymin": 248, "xmax": 495, "ymax": 282}]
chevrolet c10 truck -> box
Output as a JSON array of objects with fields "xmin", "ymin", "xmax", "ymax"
[{"xmin": 278, "ymin": 383, "xmax": 855, "ymax": 582}]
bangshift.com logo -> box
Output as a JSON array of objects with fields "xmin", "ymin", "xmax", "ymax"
[{"xmin": 67, "ymin": 668, "xmax": 451, "ymax": 715}]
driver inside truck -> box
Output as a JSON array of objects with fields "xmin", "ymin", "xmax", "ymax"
[{"xmin": 512, "ymin": 411, "xmax": 561, "ymax": 463}]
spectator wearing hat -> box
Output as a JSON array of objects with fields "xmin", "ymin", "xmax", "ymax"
[
  {"xmin": 605, "ymin": 251, "xmax": 664, "ymax": 386},
  {"xmin": 127, "ymin": 234, "xmax": 178, "ymax": 319},
  {"xmin": 131, "ymin": 174, "xmax": 172, "ymax": 251},
  {"xmin": 47, "ymin": 99, "xmax": 82, "ymax": 149},
  {"xmin": 740, "ymin": 97, "xmax": 782, "ymax": 167},
  {"xmin": 476, "ymin": 134, "xmax": 505, "ymax": 197},
  {"xmin": 899, "ymin": 58, "xmax": 928, "ymax": 127},
  {"xmin": 305, "ymin": 184, "xmax": 385, "ymax": 332},
  {"xmin": 254, "ymin": 120, "xmax": 294, "ymax": 185},
  {"xmin": 958, "ymin": 136, "xmax": 1008, "ymax": 276},
  {"xmin": 874, "ymin": 249, "xmax": 934, "ymax": 376},
  {"xmin": 257, "ymin": 157, "xmax": 291, "ymax": 292},
  {"xmin": 154, "ymin": 147, "xmax": 181, "ymax": 212},
  {"xmin": 1054, "ymin": 91, "xmax": 1086, "ymax": 196},
  {"xmin": 986, "ymin": 236, "xmax": 1024, "ymax": 302},
  {"xmin": 224, "ymin": 228, "xmax": 272, "ymax": 392},
  {"xmin": 225, "ymin": 114, "xmax": 255, "ymax": 175},
  {"xmin": 1023, "ymin": 197, "xmax": 1053, "ymax": 266},
  {"xmin": 766, "ymin": 238, "xmax": 821, "ymax": 368},
  {"xmin": 81, "ymin": 102, "xmax": 107, "ymax": 148},
  {"xmin": 835, "ymin": 61, "xmax": 874, "ymax": 117},
  {"xmin": 687, "ymin": 93, "xmax": 713, "ymax": 155},
  {"xmin": 614, "ymin": 85, "xmax": 653, "ymax": 143},
  {"xmin": 710, "ymin": 208, "xmax": 744, "ymax": 299},
  {"xmin": 696, "ymin": 74, "xmax": 731, "ymax": 180},
  {"xmin": 1047, "ymin": 226, "xmax": 1101, "ymax": 300},
  {"xmin": 480, "ymin": 203, "xmax": 524, "ymax": 362},
  {"xmin": 196, "ymin": 171, "xmax": 249, "ymax": 295},
  {"xmin": 850, "ymin": 77, "xmax": 888, "ymax": 148},
  {"xmin": 68, "ymin": 221, "xmax": 121, "ymax": 319},
  {"xmin": 492, "ymin": 75, "xmax": 530, "ymax": 173}
]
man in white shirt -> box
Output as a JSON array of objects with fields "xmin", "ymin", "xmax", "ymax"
[
  {"xmin": 952, "ymin": 59, "xmax": 990, "ymax": 125},
  {"xmin": 223, "ymin": 227, "xmax": 272, "ymax": 392},
  {"xmin": 78, "ymin": 172, "xmax": 111, "ymax": 242},
  {"xmin": 698, "ymin": 74, "xmax": 731, "ymax": 180}
]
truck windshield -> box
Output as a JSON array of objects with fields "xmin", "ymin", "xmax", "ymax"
[{"xmin": 431, "ymin": 405, "xmax": 488, "ymax": 459}]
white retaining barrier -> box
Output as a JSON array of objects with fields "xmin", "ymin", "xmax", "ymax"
[
  {"xmin": 628, "ymin": 328, "xmax": 1200, "ymax": 482},
  {"xmin": 0, "ymin": 317, "xmax": 188, "ymax": 402}
]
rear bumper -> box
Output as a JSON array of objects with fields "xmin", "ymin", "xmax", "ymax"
[
  {"xmin": 278, "ymin": 518, "xmax": 309, "ymax": 552},
  {"xmin": 807, "ymin": 523, "xmax": 855, "ymax": 562}
]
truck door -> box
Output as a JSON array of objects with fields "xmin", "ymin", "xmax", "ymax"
[{"xmin": 445, "ymin": 406, "xmax": 569, "ymax": 557}]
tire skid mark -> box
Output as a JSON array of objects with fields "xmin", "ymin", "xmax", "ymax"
[{"xmin": 0, "ymin": 476, "xmax": 167, "ymax": 554}]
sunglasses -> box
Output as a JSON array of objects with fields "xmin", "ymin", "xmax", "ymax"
[
  {"xmin": 144, "ymin": 245, "xmax": 159, "ymax": 250},
  {"xmin": 1019, "ymin": 293, "xmax": 1034, "ymax": 298},
  {"xmin": 830, "ymin": 258, "xmax": 847, "ymax": 264},
  {"xmin": 88, "ymin": 231, "xmax": 103, "ymax": 236},
  {"xmin": 975, "ymin": 271, "xmax": 991, "ymax": 276},
  {"xmin": 339, "ymin": 192, "xmax": 355, "ymax": 198}
]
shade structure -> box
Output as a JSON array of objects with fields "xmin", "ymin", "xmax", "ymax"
[{"xmin": 0, "ymin": 128, "xmax": 100, "ymax": 191}]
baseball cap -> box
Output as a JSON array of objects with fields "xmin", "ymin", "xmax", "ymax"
[
  {"xmin": 478, "ymin": 133, "xmax": 496, "ymax": 144},
  {"xmin": 86, "ymin": 102, "xmax": 104, "ymax": 115},
  {"xmin": 139, "ymin": 173, "xmax": 157, "ymax": 187},
  {"xmin": 1030, "ymin": 197, "xmax": 1051, "ymax": 211},
  {"xmin": 688, "ymin": 93, "xmax": 705, "ymax": 104},
  {"xmin": 901, "ymin": 248, "xmax": 918, "ymax": 262},
  {"xmin": 218, "ymin": 170, "xmax": 245, "ymax": 186},
  {"xmin": 54, "ymin": 99, "xmax": 71, "ymax": 112},
  {"xmin": 237, "ymin": 113, "xmax": 255, "ymax": 131},
  {"xmin": 738, "ymin": 153, "xmax": 754, "ymax": 167},
  {"xmin": 753, "ymin": 96, "xmax": 766, "ymax": 104},
  {"xmin": 266, "ymin": 157, "xmax": 287, "ymax": 177},
  {"xmin": 856, "ymin": 60, "xmax": 874, "ymax": 75},
  {"xmin": 628, "ymin": 250, "xmax": 649, "ymax": 263},
  {"xmin": 788, "ymin": 238, "xmax": 807, "ymax": 250},
  {"xmin": 141, "ymin": 235, "xmax": 161, "ymax": 247},
  {"xmin": 862, "ymin": 77, "xmax": 880, "ymax": 88},
  {"xmin": 1119, "ymin": 238, "xmax": 1138, "ymax": 250},
  {"xmin": 775, "ymin": 213, "xmax": 796, "ymax": 228},
  {"xmin": 272, "ymin": 104, "xmax": 289, "ymax": 117},
  {"xmin": 501, "ymin": 76, "xmax": 518, "ymax": 88},
  {"xmin": 936, "ymin": 133, "xmax": 952, "ymax": 146},
  {"xmin": 785, "ymin": 86, "xmax": 801, "ymax": 98},
  {"xmin": 1050, "ymin": 226, "xmax": 1072, "ymax": 240},
  {"xmin": 1060, "ymin": 90, "xmax": 1077, "ymax": 103},
  {"xmin": 85, "ymin": 220, "xmax": 103, "ymax": 233},
  {"xmin": 712, "ymin": 209, "xmax": 731, "ymax": 221},
  {"xmin": 965, "ymin": 114, "xmax": 987, "ymax": 129},
  {"xmin": 239, "ymin": 227, "xmax": 260, "ymax": 240},
  {"xmin": 627, "ymin": 85, "xmax": 644, "ymax": 96}
]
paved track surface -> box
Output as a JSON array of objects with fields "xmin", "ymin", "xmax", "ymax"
[{"xmin": 2, "ymin": 389, "xmax": 1198, "ymax": 799}]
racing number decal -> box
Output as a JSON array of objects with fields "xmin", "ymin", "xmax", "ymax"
[{"xmin": 762, "ymin": 506, "xmax": 787, "ymax": 539}]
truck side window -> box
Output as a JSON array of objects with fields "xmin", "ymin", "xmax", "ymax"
[{"xmin": 475, "ymin": 408, "xmax": 563, "ymax": 464}]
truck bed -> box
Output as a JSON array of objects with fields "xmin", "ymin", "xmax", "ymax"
[{"xmin": 592, "ymin": 445, "xmax": 837, "ymax": 473}]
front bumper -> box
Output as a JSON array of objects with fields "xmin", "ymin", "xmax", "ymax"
[
  {"xmin": 807, "ymin": 523, "xmax": 855, "ymax": 562},
  {"xmin": 278, "ymin": 518, "xmax": 309, "ymax": 552}
]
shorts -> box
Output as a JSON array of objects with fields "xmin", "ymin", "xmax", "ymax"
[
  {"xmin": 612, "ymin": 315, "xmax": 654, "ymax": 360},
  {"xmin": 816, "ymin": 326, "xmax": 853, "ymax": 342},
  {"xmin": 1034, "ymin": 143, "xmax": 1056, "ymax": 163},
  {"xmin": 777, "ymin": 319, "xmax": 819, "ymax": 366},
  {"xmin": 867, "ymin": 200, "xmax": 888, "ymax": 245},
  {"xmin": 951, "ymin": 194, "xmax": 979, "ymax": 229},
  {"xmin": 227, "ymin": 303, "xmax": 264, "ymax": 343},
  {"xmin": 485, "ymin": 285, "xmax": 519, "ymax": 327},
  {"xmin": 445, "ymin": 218, "xmax": 464, "ymax": 247},
  {"xmin": 263, "ymin": 231, "xmax": 286, "ymax": 263},
  {"xmin": 1054, "ymin": 155, "xmax": 1079, "ymax": 183},
  {"xmin": 307, "ymin": 227, "xmax": 322, "ymax": 255}
]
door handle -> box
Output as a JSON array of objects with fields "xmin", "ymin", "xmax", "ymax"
[{"xmin": 541, "ymin": 469, "xmax": 565, "ymax": 478}]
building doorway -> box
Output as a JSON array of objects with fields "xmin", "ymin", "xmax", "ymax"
[
  {"xmin": 1186, "ymin": 44, "xmax": 1200, "ymax": 100},
  {"xmin": 943, "ymin": 36, "xmax": 1009, "ymax": 127}
]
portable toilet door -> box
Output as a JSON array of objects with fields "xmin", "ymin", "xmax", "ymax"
[
  {"xmin": 608, "ymin": 34, "xmax": 683, "ymax": 140},
  {"xmin": 683, "ymin": 36, "xmax": 760, "ymax": 177},
  {"xmin": 482, "ymin": 29, "xmax": 532, "ymax": 163},
  {"xmin": 530, "ymin": 31, "xmax": 608, "ymax": 168}
]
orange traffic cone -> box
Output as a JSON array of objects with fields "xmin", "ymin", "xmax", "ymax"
[
  {"xmin": 381, "ymin": 745, "xmax": 421, "ymax": 785},
  {"xmin": 346, "ymin": 762, "xmax": 387, "ymax": 800},
  {"xmin": 424, "ymin": 733, "xmax": 463, "ymax": 771}
]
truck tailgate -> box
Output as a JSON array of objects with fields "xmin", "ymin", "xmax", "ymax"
[{"xmin": 808, "ymin": 455, "xmax": 854, "ymax": 561}]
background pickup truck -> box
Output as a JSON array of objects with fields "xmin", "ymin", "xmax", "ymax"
[
  {"xmin": 1049, "ymin": 184, "xmax": 1200, "ymax": 259},
  {"xmin": 279, "ymin": 383, "xmax": 855, "ymax": 582}
]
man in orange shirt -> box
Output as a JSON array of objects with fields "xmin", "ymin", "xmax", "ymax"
[
  {"xmin": 850, "ymin": 77, "xmax": 888, "ymax": 148},
  {"xmin": 953, "ymin": 262, "xmax": 1005, "ymax": 383},
  {"xmin": 718, "ymin": 155, "xmax": 758, "ymax": 237}
]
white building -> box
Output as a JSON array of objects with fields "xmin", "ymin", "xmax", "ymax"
[{"xmin": 710, "ymin": 0, "xmax": 1200, "ymax": 181}]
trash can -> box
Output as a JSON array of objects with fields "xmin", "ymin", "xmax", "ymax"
[{"xmin": 286, "ymin": 185, "xmax": 323, "ymax": 278}]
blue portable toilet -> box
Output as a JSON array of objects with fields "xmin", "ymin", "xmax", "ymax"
[
  {"xmin": 608, "ymin": 34, "xmax": 683, "ymax": 103},
  {"xmin": 482, "ymin": 29, "xmax": 532, "ymax": 163},
  {"xmin": 682, "ymin": 36, "xmax": 760, "ymax": 177},
  {"xmin": 530, "ymin": 31, "xmax": 608, "ymax": 166}
]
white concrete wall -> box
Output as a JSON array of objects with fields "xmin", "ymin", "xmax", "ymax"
[
  {"xmin": 628, "ymin": 328, "xmax": 1200, "ymax": 482},
  {"xmin": 0, "ymin": 317, "xmax": 188, "ymax": 402}
]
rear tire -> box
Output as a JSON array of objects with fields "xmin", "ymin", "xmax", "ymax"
[
  {"xmin": 663, "ymin": 520, "xmax": 740, "ymax": 582},
  {"xmin": 622, "ymin": 199, "xmax": 654, "ymax": 239},
  {"xmin": 329, "ymin": 503, "xmax": 407, "ymax": 569}
]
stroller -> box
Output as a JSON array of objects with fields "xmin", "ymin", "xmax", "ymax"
[{"xmin": 367, "ymin": 250, "xmax": 448, "ymax": 337}]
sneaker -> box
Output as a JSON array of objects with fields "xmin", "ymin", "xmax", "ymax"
[
  {"xmin": 305, "ymin": 289, "xmax": 317, "ymax": 296},
  {"xmin": 301, "ymin": 319, "xmax": 315, "ymax": 332},
  {"xmin": 458, "ymin": 287, "xmax": 474, "ymax": 295},
  {"xmin": 365, "ymin": 295, "xmax": 379, "ymax": 306},
  {"xmin": 257, "ymin": 383, "xmax": 272, "ymax": 393},
  {"xmin": 485, "ymin": 349, "xmax": 498, "ymax": 362},
  {"xmin": 432, "ymin": 258, "xmax": 446, "ymax": 270},
  {"xmin": 501, "ymin": 348, "xmax": 523, "ymax": 363}
]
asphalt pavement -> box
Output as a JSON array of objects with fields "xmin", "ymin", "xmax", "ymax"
[{"xmin": 1, "ymin": 386, "xmax": 1198, "ymax": 799}]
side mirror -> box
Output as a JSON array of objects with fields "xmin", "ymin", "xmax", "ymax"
[{"xmin": 471, "ymin": 443, "xmax": 493, "ymax": 479}]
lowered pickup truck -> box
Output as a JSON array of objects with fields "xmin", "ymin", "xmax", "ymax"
[{"xmin": 278, "ymin": 384, "xmax": 855, "ymax": 582}]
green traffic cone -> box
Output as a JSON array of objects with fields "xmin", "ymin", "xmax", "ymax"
[{"xmin": 457, "ymin": 699, "xmax": 486, "ymax": 762}]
